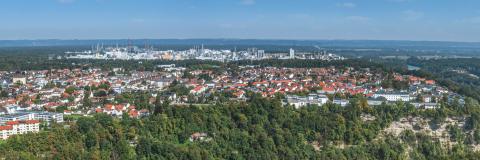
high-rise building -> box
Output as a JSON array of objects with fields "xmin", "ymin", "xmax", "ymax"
[
  {"xmin": 289, "ymin": 48, "xmax": 295, "ymax": 59},
  {"xmin": 257, "ymin": 50, "xmax": 265, "ymax": 59},
  {"xmin": 247, "ymin": 48, "xmax": 258, "ymax": 56}
]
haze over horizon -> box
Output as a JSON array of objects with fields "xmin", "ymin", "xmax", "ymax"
[{"xmin": 2, "ymin": 0, "xmax": 480, "ymax": 42}]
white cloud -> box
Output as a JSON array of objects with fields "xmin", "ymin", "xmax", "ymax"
[
  {"xmin": 337, "ymin": 2, "xmax": 356, "ymax": 8},
  {"xmin": 241, "ymin": 0, "xmax": 255, "ymax": 5},
  {"xmin": 402, "ymin": 10, "xmax": 424, "ymax": 21}
]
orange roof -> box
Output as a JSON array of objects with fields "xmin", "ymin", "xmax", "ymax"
[
  {"xmin": 0, "ymin": 125, "xmax": 13, "ymax": 131},
  {"xmin": 105, "ymin": 104, "xmax": 114, "ymax": 110},
  {"xmin": 129, "ymin": 110, "xmax": 139, "ymax": 117},
  {"xmin": 272, "ymin": 80, "xmax": 291, "ymax": 84},
  {"xmin": 252, "ymin": 81, "xmax": 269, "ymax": 85},
  {"xmin": 6, "ymin": 120, "xmax": 39, "ymax": 125},
  {"xmin": 192, "ymin": 85, "xmax": 204, "ymax": 92},
  {"xmin": 234, "ymin": 83, "xmax": 248, "ymax": 87},
  {"xmin": 115, "ymin": 104, "xmax": 124, "ymax": 111},
  {"xmin": 319, "ymin": 81, "xmax": 326, "ymax": 86},
  {"xmin": 25, "ymin": 120, "xmax": 40, "ymax": 124},
  {"xmin": 323, "ymin": 86, "xmax": 335, "ymax": 92},
  {"xmin": 409, "ymin": 76, "xmax": 419, "ymax": 81},
  {"xmin": 6, "ymin": 121, "xmax": 19, "ymax": 125},
  {"xmin": 425, "ymin": 80, "xmax": 435, "ymax": 85}
]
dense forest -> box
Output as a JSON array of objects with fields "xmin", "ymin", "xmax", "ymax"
[{"xmin": 2, "ymin": 94, "xmax": 480, "ymax": 159}]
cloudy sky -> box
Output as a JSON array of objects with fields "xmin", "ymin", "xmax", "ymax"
[{"xmin": 1, "ymin": 0, "xmax": 479, "ymax": 42}]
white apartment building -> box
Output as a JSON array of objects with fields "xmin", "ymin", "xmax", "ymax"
[
  {"xmin": 0, "ymin": 120, "xmax": 40, "ymax": 140},
  {"xmin": 286, "ymin": 94, "xmax": 329, "ymax": 108},
  {"xmin": 373, "ymin": 92, "xmax": 413, "ymax": 102},
  {"xmin": 0, "ymin": 112, "xmax": 63, "ymax": 125},
  {"xmin": 0, "ymin": 112, "xmax": 35, "ymax": 125}
]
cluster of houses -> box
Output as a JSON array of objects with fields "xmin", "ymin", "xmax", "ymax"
[
  {"xmin": 176, "ymin": 67, "xmax": 462, "ymax": 109},
  {"xmin": 0, "ymin": 64, "xmax": 469, "ymax": 140},
  {"xmin": 0, "ymin": 68, "xmax": 181, "ymax": 139},
  {"xmin": 0, "ymin": 68, "xmax": 181, "ymax": 115},
  {"xmin": 173, "ymin": 67, "xmax": 382, "ymax": 101},
  {"xmin": 284, "ymin": 74, "xmax": 462, "ymax": 109},
  {"xmin": 95, "ymin": 103, "xmax": 149, "ymax": 118}
]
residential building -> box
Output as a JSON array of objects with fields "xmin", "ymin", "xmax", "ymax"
[
  {"xmin": 373, "ymin": 91, "xmax": 412, "ymax": 102},
  {"xmin": 286, "ymin": 94, "xmax": 328, "ymax": 108},
  {"xmin": 0, "ymin": 120, "xmax": 40, "ymax": 140}
]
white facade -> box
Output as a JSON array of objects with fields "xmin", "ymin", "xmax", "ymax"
[
  {"xmin": 0, "ymin": 120, "xmax": 40, "ymax": 140},
  {"xmin": 0, "ymin": 113, "xmax": 35, "ymax": 125},
  {"xmin": 12, "ymin": 77, "xmax": 27, "ymax": 85},
  {"xmin": 0, "ymin": 112, "xmax": 63, "ymax": 125},
  {"xmin": 373, "ymin": 93, "xmax": 412, "ymax": 102},
  {"xmin": 35, "ymin": 112, "xmax": 64, "ymax": 123},
  {"xmin": 286, "ymin": 94, "xmax": 328, "ymax": 108},
  {"xmin": 289, "ymin": 48, "xmax": 295, "ymax": 59}
]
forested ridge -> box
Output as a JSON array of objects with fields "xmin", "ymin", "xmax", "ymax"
[{"xmin": 2, "ymin": 95, "xmax": 480, "ymax": 159}]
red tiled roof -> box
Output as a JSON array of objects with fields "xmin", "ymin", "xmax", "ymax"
[
  {"xmin": 25, "ymin": 120, "xmax": 40, "ymax": 124},
  {"xmin": 234, "ymin": 83, "xmax": 248, "ymax": 87},
  {"xmin": 323, "ymin": 86, "xmax": 335, "ymax": 92},
  {"xmin": 128, "ymin": 110, "xmax": 139, "ymax": 117},
  {"xmin": 425, "ymin": 80, "xmax": 435, "ymax": 85},
  {"xmin": 115, "ymin": 104, "xmax": 124, "ymax": 111},
  {"xmin": 252, "ymin": 81, "xmax": 269, "ymax": 85},
  {"xmin": 272, "ymin": 80, "xmax": 291, "ymax": 84},
  {"xmin": 0, "ymin": 125, "xmax": 13, "ymax": 131},
  {"xmin": 105, "ymin": 104, "xmax": 113, "ymax": 110},
  {"xmin": 6, "ymin": 121, "xmax": 19, "ymax": 125},
  {"xmin": 192, "ymin": 85, "xmax": 204, "ymax": 92}
]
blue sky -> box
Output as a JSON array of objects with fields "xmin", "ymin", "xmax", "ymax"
[{"xmin": 1, "ymin": 0, "xmax": 480, "ymax": 42}]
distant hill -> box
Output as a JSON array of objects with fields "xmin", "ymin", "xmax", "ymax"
[{"xmin": 1, "ymin": 39, "xmax": 480, "ymax": 49}]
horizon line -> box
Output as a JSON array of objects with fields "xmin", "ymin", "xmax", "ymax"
[{"xmin": 0, "ymin": 38, "xmax": 479, "ymax": 44}]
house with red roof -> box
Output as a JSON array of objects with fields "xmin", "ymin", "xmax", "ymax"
[
  {"xmin": 190, "ymin": 85, "xmax": 207, "ymax": 95},
  {"xmin": 425, "ymin": 80, "xmax": 435, "ymax": 85}
]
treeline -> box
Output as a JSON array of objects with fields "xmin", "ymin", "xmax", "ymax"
[
  {"xmin": 232, "ymin": 59, "xmax": 385, "ymax": 70},
  {"xmin": 0, "ymin": 58, "xmax": 223, "ymax": 71},
  {"xmin": 405, "ymin": 58, "xmax": 480, "ymax": 101}
]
